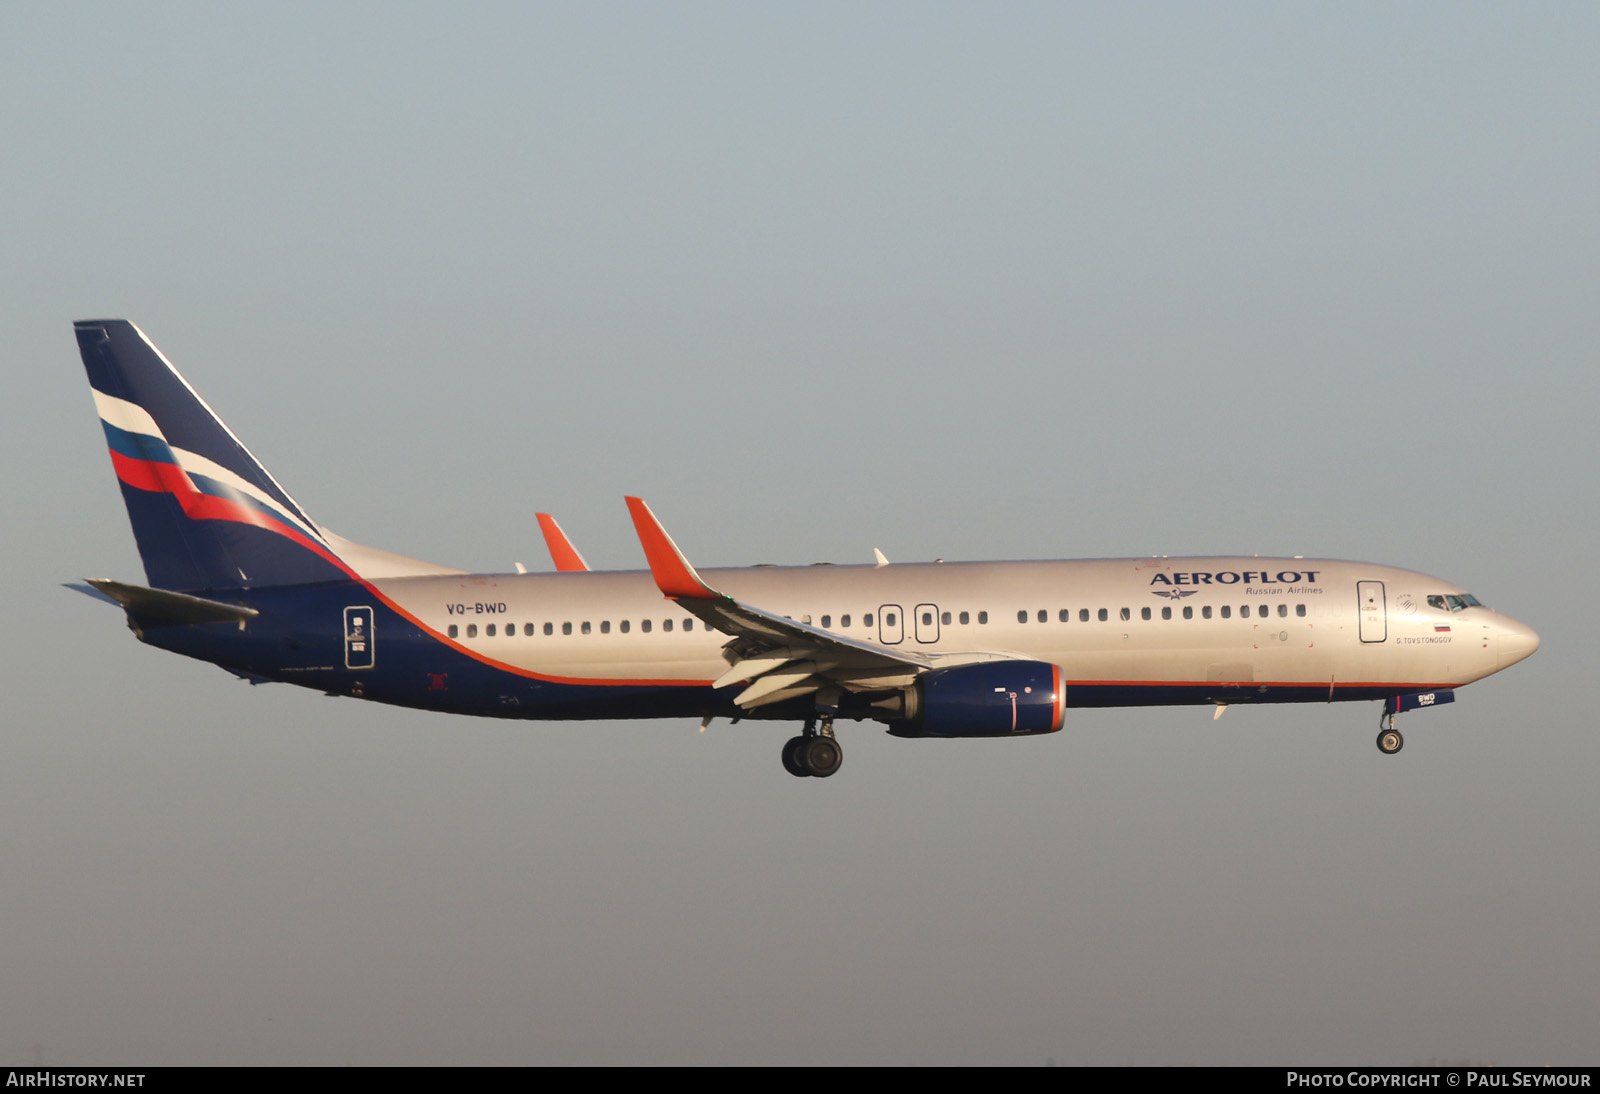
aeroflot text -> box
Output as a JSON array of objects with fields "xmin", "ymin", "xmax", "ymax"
[{"xmin": 1150, "ymin": 570, "xmax": 1320, "ymax": 586}]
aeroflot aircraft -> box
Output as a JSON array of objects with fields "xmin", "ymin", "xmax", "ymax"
[{"xmin": 71, "ymin": 320, "xmax": 1540, "ymax": 777}]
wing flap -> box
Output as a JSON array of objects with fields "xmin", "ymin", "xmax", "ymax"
[{"xmin": 734, "ymin": 664, "xmax": 828, "ymax": 707}]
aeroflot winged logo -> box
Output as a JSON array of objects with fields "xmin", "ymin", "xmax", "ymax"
[{"xmin": 1149, "ymin": 569, "xmax": 1323, "ymax": 588}]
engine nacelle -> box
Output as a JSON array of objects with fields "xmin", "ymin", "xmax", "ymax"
[{"xmin": 887, "ymin": 660, "xmax": 1065, "ymax": 738}]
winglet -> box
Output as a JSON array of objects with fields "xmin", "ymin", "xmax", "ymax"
[
  {"xmin": 625, "ymin": 497, "xmax": 720, "ymax": 601},
  {"xmin": 536, "ymin": 513, "xmax": 591, "ymax": 572}
]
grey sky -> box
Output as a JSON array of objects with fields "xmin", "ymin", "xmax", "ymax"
[{"xmin": 2, "ymin": 2, "xmax": 1595, "ymax": 1065}]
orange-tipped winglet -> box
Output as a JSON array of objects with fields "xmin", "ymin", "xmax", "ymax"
[
  {"xmin": 625, "ymin": 496, "xmax": 720, "ymax": 601},
  {"xmin": 536, "ymin": 513, "xmax": 591, "ymax": 572}
]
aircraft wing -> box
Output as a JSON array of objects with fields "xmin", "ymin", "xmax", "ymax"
[{"xmin": 626, "ymin": 497, "xmax": 931, "ymax": 710}]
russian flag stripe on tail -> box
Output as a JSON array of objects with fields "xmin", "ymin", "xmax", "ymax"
[{"xmin": 74, "ymin": 320, "xmax": 355, "ymax": 591}]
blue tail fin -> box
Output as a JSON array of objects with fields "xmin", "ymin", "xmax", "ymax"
[{"xmin": 74, "ymin": 320, "xmax": 356, "ymax": 591}]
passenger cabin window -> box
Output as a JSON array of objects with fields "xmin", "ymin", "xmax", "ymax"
[
  {"xmin": 1202, "ymin": 606, "xmax": 1212, "ymax": 619},
  {"xmin": 642, "ymin": 619, "xmax": 652, "ymax": 633},
  {"xmin": 467, "ymin": 624, "xmax": 478, "ymax": 638},
  {"xmin": 600, "ymin": 621, "xmax": 610, "ymax": 634},
  {"xmin": 581, "ymin": 622, "xmax": 591, "ymax": 635},
  {"xmin": 941, "ymin": 612, "xmax": 951, "ymax": 625},
  {"xmin": 620, "ymin": 620, "xmax": 630, "ymax": 633},
  {"xmin": 1182, "ymin": 606, "xmax": 1193, "ymax": 619},
  {"xmin": 1098, "ymin": 608, "xmax": 1108, "ymax": 622},
  {"xmin": 544, "ymin": 622, "xmax": 553, "ymax": 635},
  {"xmin": 841, "ymin": 615, "xmax": 851, "ymax": 628},
  {"xmin": 524, "ymin": 623, "xmax": 534, "ymax": 636},
  {"xmin": 1018, "ymin": 610, "xmax": 1028, "ymax": 624},
  {"xmin": 864, "ymin": 613, "xmax": 874, "ymax": 627},
  {"xmin": 1296, "ymin": 605, "xmax": 1306, "ymax": 617},
  {"xmin": 1162, "ymin": 607, "xmax": 1172, "ymax": 620},
  {"xmin": 1141, "ymin": 607, "xmax": 1151, "ymax": 620},
  {"xmin": 562, "ymin": 622, "xmax": 572, "ymax": 635},
  {"xmin": 959, "ymin": 611, "xmax": 970, "ymax": 625},
  {"xmin": 663, "ymin": 619, "xmax": 673, "ymax": 632},
  {"xmin": 1221, "ymin": 606, "xmax": 1231, "ymax": 619},
  {"xmin": 1059, "ymin": 609, "xmax": 1070, "ymax": 622},
  {"xmin": 821, "ymin": 615, "xmax": 831, "ymax": 628},
  {"xmin": 1079, "ymin": 609, "xmax": 1090, "ymax": 622},
  {"xmin": 1120, "ymin": 607, "xmax": 1130, "ymax": 621},
  {"xmin": 978, "ymin": 612, "xmax": 988, "ymax": 624},
  {"xmin": 448, "ymin": 624, "xmax": 458, "ymax": 638}
]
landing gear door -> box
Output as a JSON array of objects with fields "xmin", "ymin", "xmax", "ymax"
[
  {"xmin": 344, "ymin": 605, "xmax": 375, "ymax": 669},
  {"xmin": 1357, "ymin": 581, "xmax": 1387, "ymax": 644}
]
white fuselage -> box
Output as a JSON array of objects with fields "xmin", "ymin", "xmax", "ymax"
[{"xmin": 375, "ymin": 556, "xmax": 1538, "ymax": 699}]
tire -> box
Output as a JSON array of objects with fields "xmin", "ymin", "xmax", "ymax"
[
  {"xmin": 803, "ymin": 735, "xmax": 842, "ymax": 778},
  {"xmin": 781, "ymin": 736, "xmax": 811, "ymax": 777}
]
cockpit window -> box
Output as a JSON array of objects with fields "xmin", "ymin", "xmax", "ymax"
[
  {"xmin": 1427, "ymin": 595, "xmax": 1447, "ymax": 611},
  {"xmin": 1460, "ymin": 593, "xmax": 1484, "ymax": 607},
  {"xmin": 1429, "ymin": 593, "xmax": 1485, "ymax": 613}
]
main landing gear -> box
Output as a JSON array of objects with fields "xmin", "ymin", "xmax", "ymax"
[
  {"xmin": 782, "ymin": 715, "xmax": 842, "ymax": 778},
  {"xmin": 1376, "ymin": 710, "xmax": 1404, "ymax": 755}
]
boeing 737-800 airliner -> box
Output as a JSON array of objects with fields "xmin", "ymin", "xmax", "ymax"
[{"xmin": 69, "ymin": 320, "xmax": 1540, "ymax": 777}]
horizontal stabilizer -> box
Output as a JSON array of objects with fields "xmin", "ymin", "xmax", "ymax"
[
  {"xmin": 77, "ymin": 578, "xmax": 258, "ymax": 627},
  {"xmin": 64, "ymin": 581, "xmax": 123, "ymax": 607}
]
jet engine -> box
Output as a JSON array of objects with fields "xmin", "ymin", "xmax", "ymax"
[{"xmin": 883, "ymin": 661, "xmax": 1065, "ymax": 738}]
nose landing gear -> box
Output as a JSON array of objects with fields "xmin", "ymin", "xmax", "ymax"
[{"xmin": 1376, "ymin": 709, "xmax": 1404, "ymax": 755}]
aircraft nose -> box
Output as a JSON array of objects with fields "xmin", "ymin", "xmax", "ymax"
[{"xmin": 1497, "ymin": 616, "xmax": 1541, "ymax": 669}]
